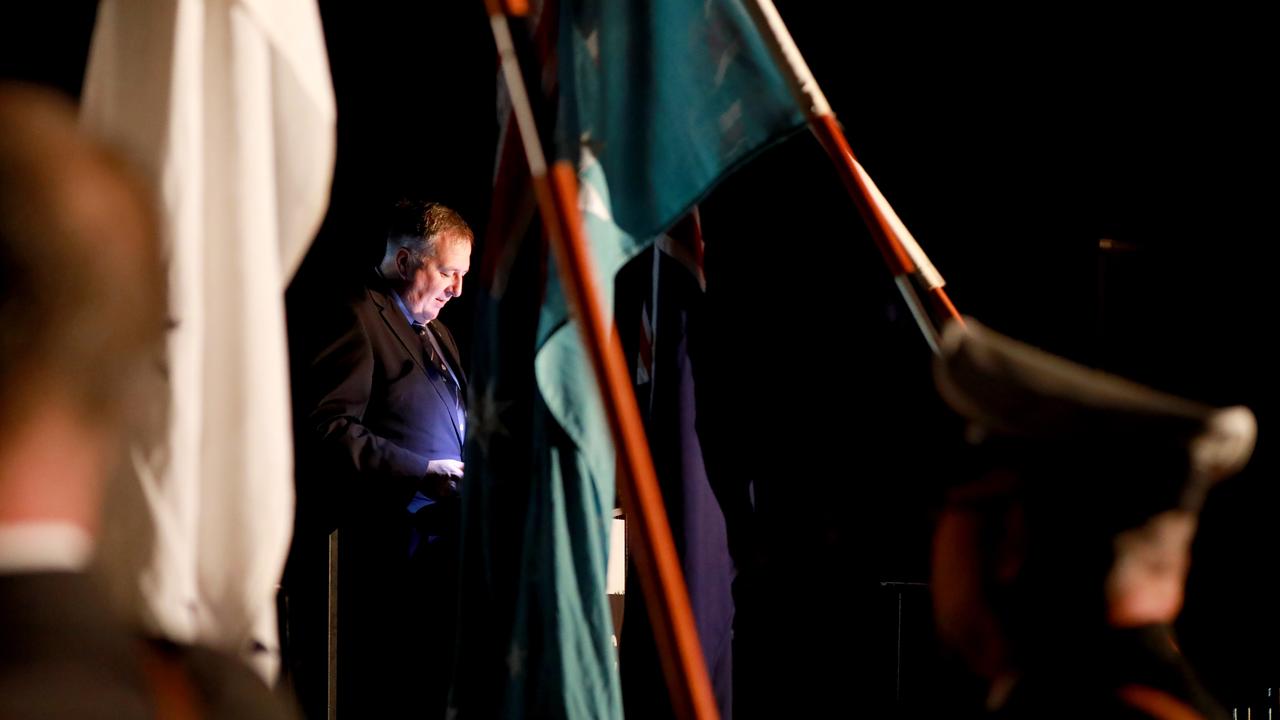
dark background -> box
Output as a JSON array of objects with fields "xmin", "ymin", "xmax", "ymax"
[{"xmin": 5, "ymin": 2, "xmax": 1274, "ymax": 715}]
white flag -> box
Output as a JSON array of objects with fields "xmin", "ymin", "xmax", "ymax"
[{"xmin": 80, "ymin": 0, "xmax": 335, "ymax": 680}]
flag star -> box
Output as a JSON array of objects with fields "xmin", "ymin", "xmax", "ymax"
[
  {"xmin": 467, "ymin": 382, "xmax": 512, "ymax": 458},
  {"xmin": 507, "ymin": 643, "xmax": 527, "ymax": 678},
  {"xmin": 719, "ymin": 99, "xmax": 743, "ymax": 133},
  {"xmin": 714, "ymin": 39, "xmax": 740, "ymax": 86},
  {"xmin": 579, "ymin": 176, "xmax": 612, "ymax": 222},
  {"xmin": 585, "ymin": 28, "xmax": 600, "ymax": 64},
  {"xmin": 576, "ymin": 142, "xmax": 615, "ymax": 223}
]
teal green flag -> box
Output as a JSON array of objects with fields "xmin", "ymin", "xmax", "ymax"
[
  {"xmin": 452, "ymin": 3, "xmax": 803, "ymax": 717},
  {"xmin": 559, "ymin": 0, "xmax": 807, "ymax": 237}
]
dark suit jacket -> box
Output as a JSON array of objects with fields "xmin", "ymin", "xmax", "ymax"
[
  {"xmin": 296, "ymin": 273, "xmax": 468, "ymax": 717},
  {"xmin": 0, "ymin": 571, "xmax": 293, "ymax": 719},
  {"xmin": 307, "ymin": 272, "xmax": 467, "ymax": 528}
]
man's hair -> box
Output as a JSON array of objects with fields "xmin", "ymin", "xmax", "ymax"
[
  {"xmin": 0, "ymin": 84, "xmax": 166, "ymax": 432},
  {"xmin": 384, "ymin": 200, "xmax": 473, "ymax": 268}
]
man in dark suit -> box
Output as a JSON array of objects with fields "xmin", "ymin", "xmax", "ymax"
[
  {"xmin": 930, "ymin": 317, "xmax": 1255, "ymax": 719},
  {"xmin": 303, "ymin": 200, "xmax": 471, "ymax": 717},
  {"xmin": 0, "ymin": 83, "xmax": 293, "ymax": 719}
]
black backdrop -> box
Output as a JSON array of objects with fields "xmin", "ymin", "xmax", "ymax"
[{"xmin": 5, "ymin": 2, "xmax": 1274, "ymax": 714}]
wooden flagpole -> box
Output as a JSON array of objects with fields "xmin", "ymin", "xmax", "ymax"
[
  {"xmin": 746, "ymin": 0, "xmax": 965, "ymax": 353},
  {"xmin": 485, "ymin": 2, "xmax": 719, "ymax": 718}
]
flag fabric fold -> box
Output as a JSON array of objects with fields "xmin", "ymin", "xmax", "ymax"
[
  {"xmin": 557, "ymin": 0, "xmax": 806, "ymax": 238},
  {"xmin": 454, "ymin": 1, "xmax": 801, "ymax": 715},
  {"xmin": 616, "ymin": 215, "xmax": 735, "ymax": 719},
  {"xmin": 80, "ymin": 0, "xmax": 335, "ymax": 679}
]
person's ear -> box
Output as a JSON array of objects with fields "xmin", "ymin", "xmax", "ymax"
[{"xmin": 395, "ymin": 248, "xmax": 412, "ymax": 278}]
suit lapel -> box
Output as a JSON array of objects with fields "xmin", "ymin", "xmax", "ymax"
[
  {"xmin": 369, "ymin": 279, "xmax": 466, "ymax": 445},
  {"xmin": 370, "ymin": 284, "xmax": 430, "ymax": 377}
]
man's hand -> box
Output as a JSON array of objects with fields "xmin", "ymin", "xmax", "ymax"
[
  {"xmin": 424, "ymin": 459, "xmax": 464, "ymax": 498},
  {"xmin": 427, "ymin": 458, "xmax": 464, "ymax": 478}
]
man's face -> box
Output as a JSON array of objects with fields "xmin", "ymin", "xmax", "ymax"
[{"xmin": 398, "ymin": 234, "xmax": 471, "ymax": 323}]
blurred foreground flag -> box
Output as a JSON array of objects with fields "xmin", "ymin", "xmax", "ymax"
[{"xmin": 80, "ymin": 0, "xmax": 335, "ymax": 680}]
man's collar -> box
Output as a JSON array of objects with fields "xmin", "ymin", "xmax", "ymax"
[
  {"xmin": 375, "ymin": 266, "xmax": 417, "ymax": 326},
  {"xmin": 0, "ymin": 521, "xmax": 92, "ymax": 574}
]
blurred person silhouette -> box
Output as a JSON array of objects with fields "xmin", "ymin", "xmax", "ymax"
[
  {"xmin": 930, "ymin": 317, "xmax": 1255, "ymax": 719},
  {"xmin": 0, "ymin": 82, "xmax": 292, "ymax": 719}
]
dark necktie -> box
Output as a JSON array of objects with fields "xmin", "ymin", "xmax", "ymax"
[
  {"xmin": 412, "ymin": 322, "xmax": 449, "ymax": 376},
  {"xmin": 413, "ymin": 322, "xmax": 465, "ymax": 433}
]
